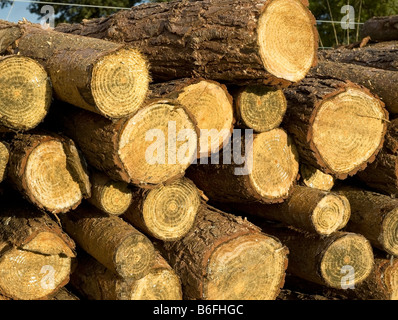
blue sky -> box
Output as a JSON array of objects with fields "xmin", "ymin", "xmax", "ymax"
[{"xmin": 0, "ymin": 2, "xmax": 40, "ymax": 22}]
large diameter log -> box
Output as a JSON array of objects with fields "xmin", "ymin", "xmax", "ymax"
[
  {"xmin": 334, "ymin": 185, "xmax": 398, "ymax": 256},
  {"xmin": 60, "ymin": 204, "xmax": 155, "ymax": 280},
  {"xmin": 0, "ymin": 200, "xmax": 75, "ymax": 300},
  {"xmin": 257, "ymin": 222, "xmax": 374, "ymax": 289},
  {"xmin": 361, "ymin": 16, "xmax": 398, "ymax": 42},
  {"xmin": 300, "ymin": 164, "xmax": 334, "ymax": 191},
  {"xmin": 55, "ymin": 0, "xmax": 318, "ymax": 85},
  {"xmin": 357, "ymin": 118, "xmax": 398, "ymax": 196},
  {"xmin": 283, "ymin": 77, "xmax": 388, "ymax": 180},
  {"xmin": 123, "ymin": 177, "xmax": 201, "ymax": 241},
  {"xmin": 232, "ymin": 85, "xmax": 287, "ymax": 133},
  {"xmin": 186, "ymin": 128, "xmax": 299, "ymax": 204},
  {"xmin": 0, "ymin": 141, "xmax": 9, "ymax": 183},
  {"xmin": 159, "ymin": 205, "xmax": 288, "ymax": 300},
  {"xmin": 53, "ymin": 100, "xmax": 198, "ymax": 187},
  {"xmin": 70, "ymin": 251, "xmax": 182, "ymax": 300},
  {"xmin": 0, "ymin": 55, "xmax": 51, "ymax": 131},
  {"xmin": 0, "ymin": 20, "xmax": 149, "ymax": 120},
  {"xmin": 313, "ymin": 60, "xmax": 398, "ymax": 114},
  {"xmin": 150, "ymin": 79, "xmax": 234, "ymax": 157},
  {"xmin": 7, "ymin": 132, "xmax": 91, "ymax": 214},
  {"xmin": 88, "ymin": 170, "xmax": 132, "ymax": 216},
  {"xmin": 217, "ymin": 186, "xmax": 350, "ymax": 235}
]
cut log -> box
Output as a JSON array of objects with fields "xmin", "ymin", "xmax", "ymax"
[
  {"xmin": 257, "ymin": 222, "xmax": 374, "ymax": 289},
  {"xmin": 300, "ymin": 164, "xmax": 334, "ymax": 191},
  {"xmin": 60, "ymin": 204, "xmax": 155, "ymax": 280},
  {"xmin": 217, "ymin": 186, "xmax": 350, "ymax": 235},
  {"xmin": 55, "ymin": 0, "xmax": 318, "ymax": 85},
  {"xmin": 7, "ymin": 132, "xmax": 91, "ymax": 214},
  {"xmin": 0, "ymin": 141, "xmax": 9, "ymax": 183},
  {"xmin": 70, "ymin": 251, "xmax": 182, "ymax": 300},
  {"xmin": 88, "ymin": 170, "xmax": 132, "ymax": 216},
  {"xmin": 186, "ymin": 128, "xmax": 299, "ymax": 204},
  {"xmin": 357, "ymin": 118, "xmax": 398, "ymax": 196},
  {"xmin": 51, "ymin": 100, "xmax": 198, "ymax": 187},
  {"xmin": 159, "ymin": 205, "xmax": 288, "ymax": 300},
  {"xmin": 0, "ymin": 20, "xmax": 149, "ymax": 120},
  {"xmin": 123, "ymin": 177, "xmax": 201, "ymax": 241},
  {"xmin": 283, "ymin": 77, "xmax": 388, "ymax": 180},
  {"xmin": 232, "ymin": 85, "xmax": 287, "ymax": 133},
  {"xmin": 313, "ymin": 60, "xmax": 398, "ymax": 114},
  {"xmin": 0, "ymin": 199, "xmax": 75, "ymax": 300},
  {"xmin": 334, "ymin": 185, "xmax": 398, "ymax": 256},
  {"xmin": 361, "ymin": 16, "xmax": 398, "ymax": 42},
  {"xmin": 51, "ymin": 287, "xmax": 80, "ymax": 300},
  {"xmin": 0, "ymin": 55, "xmax": 51, "ymax": 131}
]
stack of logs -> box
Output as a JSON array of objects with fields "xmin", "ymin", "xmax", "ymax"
[{"xmin": 0, "ymin": 0, "xmax": 397, "ymax": 300}]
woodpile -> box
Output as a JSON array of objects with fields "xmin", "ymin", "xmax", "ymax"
[{"xmin": 0, "ymin": 1, "xmax": 398, "ymax": 301}]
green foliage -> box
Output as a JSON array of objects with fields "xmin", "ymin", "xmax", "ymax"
[{"xmin": 309, "ymin": 0, "xmax": 398, "ymax": 47}]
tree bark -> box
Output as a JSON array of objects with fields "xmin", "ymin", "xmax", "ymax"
[
  {"xmin": 361, "ymin": 15, "xmax": 398, "ymax": 42},
  {"xmin": 54, "ymin": 0, "xmax": 318, "ymax": 85},
  {"xmin": 0, "ymin": 20, "xmax": 149, "ymax": 120},
  {"xmin": 0, "ymin": 199, "xmax": 76, "ymax": 300},
  {"xmin": 70, "ymin": 251, "xmax": 182, "ymax": 300},
  {"xmin": 123, "ymin": 177, "xmax": 201, "ymax": 241},
  {"xmin": 0, "ymin": 141, "xmax": 9, "ymax": 183},
  {"xmin": 149, "ymin": 78, "xmax": 234, "ymax": 158},
  {"xmin": 186, "ymin": 128, "xmax": 299, "ymax": 204},
  {"xmin": 0, "ymin": 55, "xmax": 51, "ymax": 131},
  {"xmin": 60, "ymin": 203, "xmax": 155, "ymax": 280},
  {"xmin": 7, "ymin": 131, "xmax": 91, "ymax": 214},
  {"xmin": 159, "ymin": 204, "xmax": 288, "ymax": 300},
  {"xmin": 282, "ymin": 76, "xmax": 388, "ymax": 180}
]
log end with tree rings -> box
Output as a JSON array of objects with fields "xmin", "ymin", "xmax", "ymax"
[
  {"xmin": 249, "ymin": 129, "xmax": 299, "ymax": 202},
  {"xmin": 380, "ymin": 207, "xmax": 398, "ymax": 256},
  {"xmin": 300, "ymin": 164, "xmax": 335, "ymax": 191},
  {"xmin": 257, "ymin": 0, "xmax": 318, "ymax": 82},
  {"xmin": 0, "ymin": 55, "xmax": 51, "ymax": 131},
  {"xmin": 311, "ymin": 193, "xmax": 351, "ymax": 235},
  {"xmin": 235, "ymin": 86, "xmax": 287, "ymax": 133},
  {"xmin": 118, "ymin": 100, "xmax": 198, "ymax": 186},
  {"xmin": 91, "ymin": 48, "xmax": 150, "ymax": 119},
  {"xmin": 203, "ymin": 233, "xmax": 288, "ymax": 300},
  {"xmin": 311, "ymin": 86, "xmax": 387, "ymax": 178},
  {"xmin": 320, "ymin": 233, "xmax": 374, "ymax": 289}
]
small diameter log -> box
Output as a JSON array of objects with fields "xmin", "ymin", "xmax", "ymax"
[
  {"xmin": 51, "ymin": 287, "xmax": 80, "ymax": 300},
  {"xmin": 123, "ymin": 177, "xmax": 201, "ymax": 241},
  {"xmin": 7, "ymin": 132, "xmax": 91, "ymax": 214},
  {"xmin": 0, "ymin": 141, "xmax": 9, "ymax": 183},
  {"xmin": 55, "ymin": 0, "xmax": 318, "ymax": 85},
  {"xmin": 233, "ymin": 85, "xmax": 287, "ymax": 133},
  {"xmin": 0, "ymin": 55, "xmax": 51, "ymax": 131},
  {"xmin": 313, "ymin": 60, "xmax": 398, "ymax": 114},
  {"xmin": 357, "ymin": 118, "xmax": 398, "ymax": 196},
  {"xmin": 150, "ymin": 79, "xmax": 234, "ymax": 158},
  {"xmin": 334, "ymin": 186, "xmax": 398, "ymax": 256},
  {"xmin": 70, "ymin": 251, "xmax": 182, "ymax": 300},
  {"xmin": 219, "ymin": 186, "xmax": 350, "ymax": 236},
  {"xmin": 283, "ymin": 77, "xmax": 388, "ymax": 180},
  {"xmin": 186, "ymin": 128, "xmax": 299, "ymax": 204},
  {"xmin": 53, "ymin": 100, "xmax": 198, "ymax": 187},
  {"xmin": 88, "ymin": 170, "xmax": 132, "ymax": 216},
  {"xmin": 361, "ymin": 16, "xmax": 398, "ymax": 42},
  {"xmin": 300, "ymin": 164, "xmax": 334, "ymax": 191},
  {"xmin": 258, "ymin": 223, "xmax": 374, "ymax": 289},
  {"xmin": 60, "ymin": 204, "xmax": 155, "ymax": 280},
  {"xmin": 0, "ymin": 20, "xmax": 149, "ymax": 119},
  {"xmin": 0, "ymin": 200, "xmax": 76, "ymax": 300},
  {"xmin": 159, "ymin": 205, "xmax": 288, "ymax": 300}
]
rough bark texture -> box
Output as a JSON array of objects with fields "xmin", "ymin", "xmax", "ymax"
[
  {"xmin": 282, "ymin": 76, "xmax": 388, "ymax": 180},
  {"xmin": 159, "ymin": 204, "xmax": 288, "ymax": 300},
  {"xmin": 361, "ymin": 16, "xmax": 398, "ymax": 42},
  {"xmin": 313, "ymin": 60, "xmax": 398, "ymax": 114},
  {"xmin": 55, "ymin": 0, "xmax": 318, "ymax": 85},
  {"xmin": 357, "ymin": 118, "xmax": 398, "ymax": 196}
]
